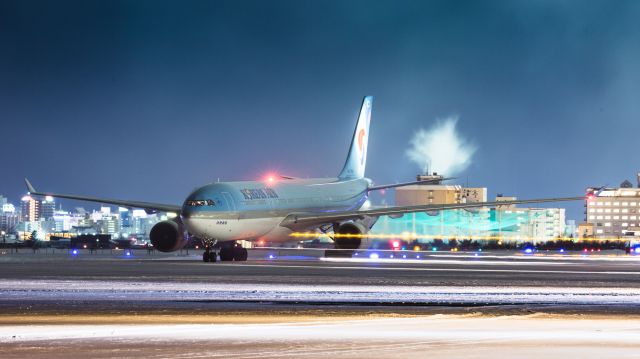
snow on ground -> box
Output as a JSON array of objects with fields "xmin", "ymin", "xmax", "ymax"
[
  {"xmin": 1, "ymin": 315, "xmax": 639, "ymax": 342},
  {"xmin": 2, "ymin": 279, "xmax": 640, "ymax": 305}
]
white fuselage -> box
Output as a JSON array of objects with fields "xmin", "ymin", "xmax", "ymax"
[{"xmin": 180, "ymin": 177, "xmax": 370, "ymax": 243}]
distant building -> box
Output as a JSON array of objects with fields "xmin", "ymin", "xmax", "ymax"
[
  {"xmin": 40, "ymin": 196, "xmax": 55, "ymax": 220},
  {"xmin": 565, "ymin": 219, "xmax": 577, "ymax": 238},
  {"xmin": 395, "ymin": 174, "xmax": 487, "ymax": 206},
  {"xmin": 1, "ymin": 197, "xmax": 18, "ymax": 233},
  {"xmin": 20, "ymin": 195, "xmax": 40, "ymax": 222},
  {"xmin": 0, "ymin": 212, "xmax": 19, "ymax": 232},
  {"xmin": 495, "ymin": 195, "xmax": 517, "ymax": 209},
  {"xmin": 578, "ymin": 223, "xmax": 594, "ymax": 239},
  {"xmin": 510, "ymin": 207, "xmax": 565, "ymax": 240},
  {"xmin": 585, "ymin": 174, "xmax": 640, "ymax": 238}
]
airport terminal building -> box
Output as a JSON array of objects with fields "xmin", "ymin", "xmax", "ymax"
[{"xmin": 371, "ymin": 174, "xmax": 567, "ymax": 244}]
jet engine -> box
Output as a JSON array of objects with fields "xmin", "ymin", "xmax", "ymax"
[
  {"xmin": 333, "ymin": 222, "xmax": 369, "ymax": 250},
  {"xmin": 149, "ymin": 220, "xmax": 188, "ymax": 252}
]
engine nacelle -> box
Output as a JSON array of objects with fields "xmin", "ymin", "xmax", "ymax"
[
  {"xmin": 150, "ymin": 220, "xmax": 188, "ymax": 252},
  {"xmin": 334, "ymin": 222, "xmax": 369, "ymax": 250}
]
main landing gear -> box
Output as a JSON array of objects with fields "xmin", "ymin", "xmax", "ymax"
[
  {"xmin": 201, "ymin": 240, "xmax": 248, "ymax": 263},
  {"xmin": 219, "ymin": 241, "xmax": 248, "ymax": 262}
]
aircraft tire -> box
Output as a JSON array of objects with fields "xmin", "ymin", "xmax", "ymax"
[
  {"xmin": 219, "ymin": 247, "xmax": 234, "ymax": 261},
  {"xmin": 233, "ymin": 247, "xmax": 248, "ymax": 261}
]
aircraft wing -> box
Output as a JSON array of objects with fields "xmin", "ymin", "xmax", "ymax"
[
  {"xmin": 279, "ymin": 196, "xmax": 583, "ymax": 231},
  {"xmin": 367, "ymin": 177, "xmax": 455, "ymax": 191},
  {"xmin": 24, "ymin": 178, "xmax": 181, "ymax": 213}
]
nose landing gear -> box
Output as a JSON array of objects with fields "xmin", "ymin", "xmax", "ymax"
[
  {"xmin": 202, "ymin": 249, "xmax": 217, "ymax": 262},
  {"xmin": 201, "ymin": 238, "xmax": 218, "ymax": 263}
]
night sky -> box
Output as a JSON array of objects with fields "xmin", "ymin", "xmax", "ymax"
[{"xmin": 1, "ymin": 0, "xmax": 639, "ymax": 221}]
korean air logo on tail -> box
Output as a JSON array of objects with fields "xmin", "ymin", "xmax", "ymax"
[
  {"xmin": 358, "ymin": 128, "xmax": 366, "ymax": 165},
  {"xmin": 358, "ymin": 99, "xmax": 371, "ymax": 166}
]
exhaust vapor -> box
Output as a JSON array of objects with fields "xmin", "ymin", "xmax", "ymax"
[{"xmin": 406, "ymin": 116, "xmax": 476, "ymax": 176}]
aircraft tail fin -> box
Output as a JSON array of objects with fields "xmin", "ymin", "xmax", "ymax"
[{"xmin": 338, "ymin": 96, "xmax": 373, "ymax": 180}]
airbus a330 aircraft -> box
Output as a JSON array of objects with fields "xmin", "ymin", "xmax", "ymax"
[{"xmin": 25, "ymin": 96, "xmax": 582, "ymax": 262}]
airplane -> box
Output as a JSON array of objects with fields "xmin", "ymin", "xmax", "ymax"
[{"xmin": 24, "ymin": 96, "xmax": 583, "ymax": 262}]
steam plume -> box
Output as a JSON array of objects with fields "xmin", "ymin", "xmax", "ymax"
[{"xmin": 406, "ymin": 116, "xmax": 476, "ymax": 176}]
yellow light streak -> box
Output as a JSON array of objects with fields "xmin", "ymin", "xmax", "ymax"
[{"xmin": 289, "ymin": 232, "xmax": 634, "ymax": 243}]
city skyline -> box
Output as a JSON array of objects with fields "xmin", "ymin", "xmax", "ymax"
[{"xmin": 2, "ymin": 1, "xmax": 640, "ymax": 222}]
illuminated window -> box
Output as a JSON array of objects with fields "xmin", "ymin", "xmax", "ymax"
[
  {"xmin": 597, "ymin": 215, "xmax": 603, "ymax": 220},
  {"xmin": 614, "ymin": 216, "xmax": 620, "ymax": 220},
  {"xmin": 596, "ymin": 229, "xmax": 603, "ymax": 234},
  {"xmin": 605, "ymin": 209, "xmax": 611, "ymax": 213},
  {"xmin": 622, "ymin": 216, "xmax": 628, "ymax": 220},
  {"xmin": 622, "ymin": 223, "xmax": 628, "ymax": 227},
  {"xmin": 613, "ymin": 209, "xmax": 620, "ymax": 213},
  {"xmin": 605, "ymin": 202, "xmax": 611, "ymax": 206},
  {"xmin": 605, "ymin": 216, "xmax": 611, "ymax": 220},
  {"xmin": 597, "ymin": 209, "xmax": 603, "ymax": 213},
  {"xmin": 605, "ymin": 222, "xmax": 611, "ymax": 227},
  {"xmin": 613, "ymin": 202, "xmax": 620, "ymax": 206},
  {"xmin": 596, "ymin": 202, "xmax": 603, "ymax": 206},
  {"xmin": 632, "ymin": 216, "xmax": 637, "ymax": 220},
  {"xmin": 622, "ymin": 209, "xmax": 629, "ymax": 213},
  {"xmin": 622, "ymin": 202, "xmax": 629, "ymax": 206},
  {"xmin": 589, "ymin": 208, "xmax": 596, "ymax": 213},
  {"xmin": 631, "ymin": 202, "xmax": 637, "ymax": 206},
  {"xmin": 589, "ymin": 215, "xmax": 595, "ymax": 220}
]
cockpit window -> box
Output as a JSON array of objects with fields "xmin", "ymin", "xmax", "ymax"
[{"xmin": 186, "ymin": 199, "xmax": 215, "ymax": 207}]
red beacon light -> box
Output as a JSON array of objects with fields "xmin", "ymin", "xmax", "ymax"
[{"xmin": 264, "ymin": 173, "xmax": 278, "ymax": 184}]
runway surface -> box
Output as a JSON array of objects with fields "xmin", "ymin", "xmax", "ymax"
[
  {"xmin": 2, "ymin": 248, "xmax": 640, "ymax": 358},
  {"xmin": 2, "ymin": 248, "xmax": 640, "ymax": 309}
]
